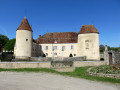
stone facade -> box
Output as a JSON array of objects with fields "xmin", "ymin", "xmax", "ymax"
[{"xmin": 14, "ymin": 17, "xmax": 100, "ymax": 60}]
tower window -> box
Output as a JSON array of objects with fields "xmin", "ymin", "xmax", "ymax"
[
  {"xmin": 85, "ymin": 40, "xmax": 89, "ymax": 49},
  {"xmin": 26, "ymin": 39, "xmax": 28, "ymax": 41}
]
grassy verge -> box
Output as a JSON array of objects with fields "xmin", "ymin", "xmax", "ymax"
[{"xmin": 0, "ymin": 67, "xmax": 120, "ymax": 84}]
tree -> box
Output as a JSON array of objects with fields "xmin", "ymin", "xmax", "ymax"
[
  {"xmin": 0, "ymin": 34, "xmax": 9, "ymax": 52},
  {"xmin": 99, "ymin": 44, "xmax": 105, "ymax": 52},
  {"xmin": 69, "ymin": 53, "xmax": 73, "ymax": 57},
  {"xmin": 4, "ymin": 38, "xmax": 16, "ymax": 51}
]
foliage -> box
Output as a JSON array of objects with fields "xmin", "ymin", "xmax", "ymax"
[
  {"xmin": 99, "ymin": 44, "xmax": 105, "ymax": 52},
  {"xmin": 100, "ymin": 44, "xmax": 120, "ymax": 52},
  {"xmin": 90, "ymin": 65, "xmax": 120, "ymax": 74},
  {"xmin": 69, "ymin": 53, "xmax": 73, "ymax": 57},
  {"xmin": 0, "ymin": 34, "xmax": 9, "ymax": 52},
  {"xmin": 109, "ymin": 47, "xmax": 120, "ymax": 52},
  {"xmin": 0, "ymin": 67, "xmax": 120, "ymax": 83},
  {"xmin": 42, "ymin": 54, "xmax": 46, "ymax": 57},
  {"xmin": 4, "ymin": 38, "xmax": 16, "ymax": 51}
]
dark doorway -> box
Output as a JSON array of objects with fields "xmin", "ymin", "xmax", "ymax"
[{"xmin": 109, "ymin": 52, "xmax": 112, "ymax": 65}]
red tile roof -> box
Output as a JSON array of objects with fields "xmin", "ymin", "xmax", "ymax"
[
  {"xmin": 17, "ymin": 17, "xmax": 32, "ymax": 31},
  {"xmin": 78, "ymin": 25, "xmax": 98, "ymax": 34},
  {"xmin": 36, "ymin": 32, "xmax": 78, "ymax": 44}
]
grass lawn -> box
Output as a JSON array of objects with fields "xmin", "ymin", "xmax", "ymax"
[{"xmin": 0, "ymin": 67, "xmax": 120, "ymax": 84}]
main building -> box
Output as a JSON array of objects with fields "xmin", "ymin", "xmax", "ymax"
[{"xmin": 14, "ymin": 17, "xmax": 100, "ymax": 60}]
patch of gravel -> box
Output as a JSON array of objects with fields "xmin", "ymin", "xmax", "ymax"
[{"xmin": 0, "ymin": 71, "xmax": 120, "ymax": 90}]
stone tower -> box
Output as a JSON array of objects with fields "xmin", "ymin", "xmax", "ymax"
[
  {"xmin": 14, "ymin": 17, "xmax": 33, "ymax": 59},
  {"xmin": 77, "ymin": 25, "xmax": 100, "ymax": 60}
]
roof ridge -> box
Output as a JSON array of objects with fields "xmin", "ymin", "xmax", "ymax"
[{"xmin": 46, "ymin": 32, "xmax": 77, "ymax": 33}]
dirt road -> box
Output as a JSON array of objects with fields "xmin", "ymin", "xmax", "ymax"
[{"xmin": 0, "ymin": 72, "xmax": 119, "ymax": 90}]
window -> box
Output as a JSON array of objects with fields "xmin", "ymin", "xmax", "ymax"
[
  {"xmin": 26, "ymin": 39, "xmax": 28, "ymax": 41},
  {"xmin": 85, "ymin": 40, "xmax": 89, "ymax": 49},
  {"xmin": 45, "ymin": 46, "xmax": 48, "ymax": 50},
  {"xmin": 54, "ymin": 53, "xmax": 57, "ymax": 55},
  {"xmin": 62, "ymin": 46, "xmax": 65, "ymax": 51},
  {"xmin": 39, "ymin": 46, "xmax": 41, "ymax": 50},
  {"xmin": 53, "ymin": 46, "xmax": 57, "ymax": 50},
  {"xmin": 71, "ymin": 45, "xmax": 74, "ymax": 49},
  {"xmin": 46, "ymin": 53, "xmax": 48, "ymax": 56},
  {"xmin": 39, "ymin": 53, "xmax": 41, "ymax": 56},
  {"xmin": 74, "ymin": 54, "xmax": 76, "ymax": 56}
]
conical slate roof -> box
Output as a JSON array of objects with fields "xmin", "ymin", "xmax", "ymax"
[
  {"xmin": 17, "ymin": 16, "xmax": 32, "ymax": 31},
  {"xmin": 78, "ymin": 25, "xmax": 98, "ymax": 34}
]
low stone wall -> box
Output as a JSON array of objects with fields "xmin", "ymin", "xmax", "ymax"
[
  {"xmin": 87, "ymin": 67, "xmax": 120, "ymax": 79},
  {"xmin": 30, "ymin": 57, "xmax": 52, "ymax": 61},
  {"xmin": 73, "ymin": 61, "xmax": 107, "ymax": 67},
  {"xmin": 0, "ymin": 61, "xmax": 107, "ymax": 69},
  {"xmin": 0, "ymin": 62, "xmax": 51, "ymax": 68},
  {"xmin": 63, "ymin": 56, "xmax": 86, "ymax": 61}
]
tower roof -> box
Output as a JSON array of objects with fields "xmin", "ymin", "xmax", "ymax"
[
  {"xmin": 17, "ymin": 16, "xmax": 32, "ymax": 31},
  {"xmin": 78, "ymin": 25, "xmax": 98, "ymax": 34}
]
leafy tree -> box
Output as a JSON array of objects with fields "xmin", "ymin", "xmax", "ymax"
[
  {"xmin": 0, "ymin": 34, "xmax": 9, "ymax": 52},
  {"xmin": 99, "ymin": 44, "xmax": 105, "ymax": 52},
  {"xmin": 69, "ymin": 53, "xmax": 73, "ymax": 57},
  {"xmin": 109, "ymin": 47, "xmax": 120, "ymax": 52},
  {"xmin": 4, "ymin": 38, "xmax": 16, "ymax": 51}
]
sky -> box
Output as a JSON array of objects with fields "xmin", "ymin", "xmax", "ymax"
[{"xmin": 0, "ymin": 0, "xmax": 120, "ymax": 47}]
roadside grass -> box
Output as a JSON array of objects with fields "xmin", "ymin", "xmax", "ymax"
[{"xmin": 0, "ymin": 67, "xmax": 120, "ymax": 84}]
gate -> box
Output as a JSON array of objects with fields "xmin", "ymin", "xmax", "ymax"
[{"xmin": 109, "ymin": 52, "xmax": 112, "ymax": 65}]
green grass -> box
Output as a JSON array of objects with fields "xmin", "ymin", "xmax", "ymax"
[{"xmin": 0, "ymin": 67, "xmax": 120, "ymax": 84}]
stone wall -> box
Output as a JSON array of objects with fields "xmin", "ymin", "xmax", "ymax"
[
  {"xmin": 0, "ymin": 61, "xmax": 107, "ymax": 69},
  {"xmin": 0, "ymin": 62, "xmax": 51, "ymax": 68},
  {"xmin": 73, "ymin": 61, "xmax": 107, "ymax": 67},
  {"xmin": 63, "ymin": 56, "xmax": 86, "ymax": 61},
  {"xmin": 100, "ymin": 51, "xmax": 120, "ymax": 65},
  {"xmin": 14, "ymin": 56, "xmax": 86, "ymax": 62},
  {"xmin": 112, "ymin": 52, "xmax": 120, "ymax": 64}
]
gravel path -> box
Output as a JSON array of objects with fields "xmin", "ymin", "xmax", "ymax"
[{"xmin": 0, "ymin": 72, "xmax": 119, "ymax": 90}]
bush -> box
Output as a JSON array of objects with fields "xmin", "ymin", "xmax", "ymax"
[
  {"xmin": 69, "ymin": 53, "xmax": 73, "ymax": 57},
  {"xmin": 42, "ymin": 54, "xmax": 46, "ymax": 57}
]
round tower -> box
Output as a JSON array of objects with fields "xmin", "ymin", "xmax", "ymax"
[
  {"xmin": 15, "ymin": 16, "xmax": 33, "ymax": 59},
  {"xmin": 78, "ymin": 25, "xmax": 100, "ymax": 60}
]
